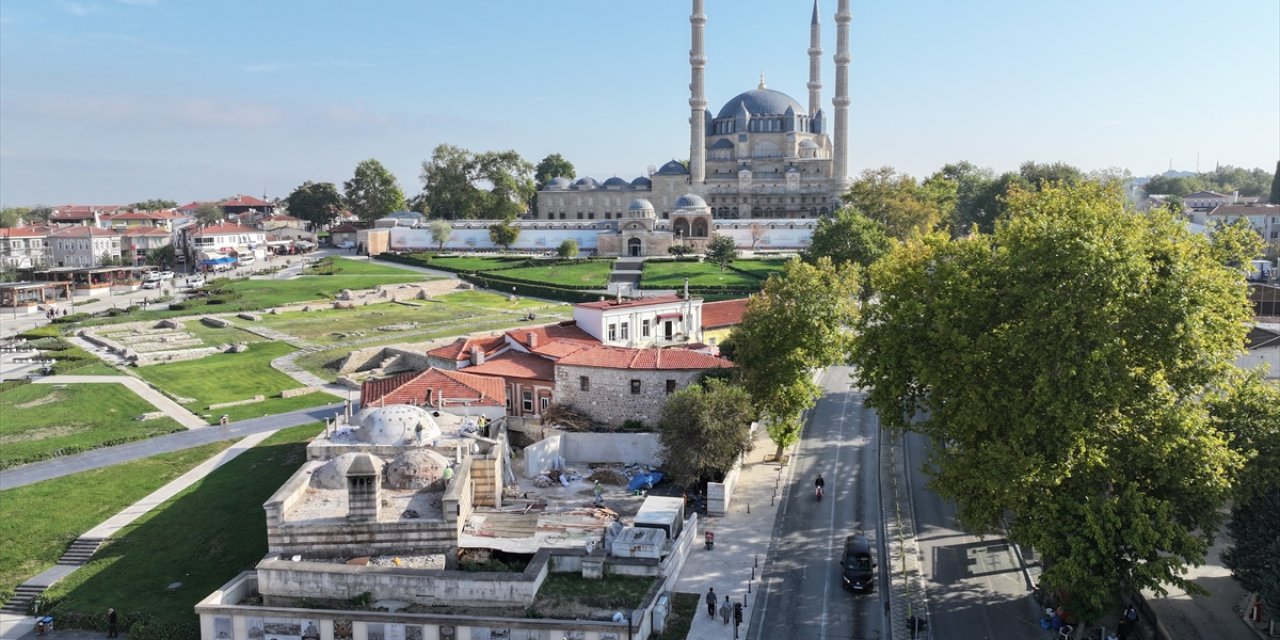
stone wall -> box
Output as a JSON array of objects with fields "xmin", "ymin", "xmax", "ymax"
[
  {"xmin": 554, "ymin": 364, "xmax": 704, "ymax": 426},
  {"xmin": 280, "ymin": 386, "xmax": 321, "ymax": 399},
  {"xmin": 561, "ymin": 431, "xmax": 662, "ymax": 467},
  {"xmin": 706, "ymin": 422, "xmax": 757, "ymax": 516}
]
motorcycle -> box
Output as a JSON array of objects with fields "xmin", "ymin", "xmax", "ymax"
[{"xmin": 815, "ymin": 485, "xmax": 824, "ymax": 501}]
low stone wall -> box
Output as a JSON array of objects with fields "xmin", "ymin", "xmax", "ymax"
[
  {"xmin": 201, "ymin": 316, "xmax": 233, "ymax": 328},
  {"xmin": 280, "ymin": 386, "xmax": 321, "ymax": 399},
  {"xmin": 208, "ymin": 395, "xmax": 265, "ymax": 410},
  {"xmin": 560, "ymin": 431, "xmax": 662, "ymax": 467},
  {"xmin": 707, "ymin": 422, "xmax": 757, "ymax": 516},
  {"xmin": 237, "ymin": 312, "xmax": 262, "ymax": 321},
  {"xmin": 131, "ymin": 346, "xmax": 220, "ymax": 366}
]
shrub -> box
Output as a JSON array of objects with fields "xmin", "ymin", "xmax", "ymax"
[
  {"xmin": 16, "ymin": 325, "xmax": 61, "ymax": 339},
  {"xmin": 52, "ymin": 312, "xmax": 91, "ymax": 324}
]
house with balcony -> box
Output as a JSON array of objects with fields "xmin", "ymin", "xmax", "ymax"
[
  {"xmin": 48, "ymin": 226, "xmax": 122, "ymax": 267},
  {"xmin": 186, "ymin": 222, "xmax": 267, "ymax": 261},
  {"xmin": 0, "ymin": 225, "xmax": 52, "ymax": 270},
  {"xmin": 120, "ymin": 227, "xmax": 174, "ymax": 266}
]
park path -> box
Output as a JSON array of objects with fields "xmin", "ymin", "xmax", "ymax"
[
  {"xmin": 0, "ymin": 429, "xmax": 280, "ymax": 639},
  {"xmin": 32, "ymin": 375, "xmax": 206, "ymax": 429}
]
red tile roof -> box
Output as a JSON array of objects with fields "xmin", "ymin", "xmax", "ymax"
[
  {"xmin": 177, "ymin": 201, "xmax": 204, "ymax": 212},
  {"xmin": 701, "ymin": 298, "xmax": 748, "ymax": 329},
  {"xmin": 50, "ymin": 226, "xmax": 120, "ymax": 238},
  {"xmin": 428, "ymin": 334, "xmax": 509, "ymax": 362},
  {"xmin": 190, "ymin": 223, "xmax": 262, "ymax": 237},
  {"xmin": 556, "ymin": 346, "xmax": 732, "ymax": 370},
  {"xmin": 576, "ymin": 294, "xmax": 689, "ymax": 310},
  {"xmin": 120, "ymin": 227, "xmax": 171, "ymax": 237},
  {"xmin": 361, "ymin": 367, "xmax": 506, "ymax": 408},
  {"xmin": 220, "ymin": 194, "xmax": 270, "ymax": 208},
  {"xmin": 0, "ymin": 226, "xmax": 50, "ymax": 238},
  {"xmin": 329, "ymin": 223, "xmax": 361, "ymax": 234},
  {"xmin": 464, "ymin": 350, "xmax": 556, "ymax": 382},
  {"xmin": 505, "ymin": 322, "xmax": 598, "ymax": 359}
]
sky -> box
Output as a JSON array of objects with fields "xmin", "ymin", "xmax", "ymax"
[{"xmin": 0, "ymin": 0, "xmax": 1277, "ymax": 207}]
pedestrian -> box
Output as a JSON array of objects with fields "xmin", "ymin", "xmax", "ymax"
[
  {"xmin": 593, "ymin": 480, "xmax": 604, "ymax": 507},
  {"xmin": 1123, "ymin": 604, "xmax": 1137, "ymax": 622},
  {"xmin": 720, "ymin": 595, "xmax": 731, "ymax": 625},
  {"xmin": 107, "ymin": 607, "xmax": 118, "ymax": 637},
  {"xmin": 705, "ymin": 587, "xmax": 717, "ymax": 617}
]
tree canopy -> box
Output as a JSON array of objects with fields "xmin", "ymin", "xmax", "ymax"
[
  {"xmin": 657, "ymin": 377, "xmax": 756, "ymax": 488},
  {"xmin": 730, "ymin": 257, "xmax": 860, "ymax": 458},
  {"xmin": 418, "ymin": 144, "xmax": 535, "ymax": 220},
  {"xmin": 129, "ymin": 199, "xmax": 177, "ymax": 211},
  {"xmin": 344, "ymin": 158, "xmax": 405, "ymax": 223},
  {"xmin": 428, "ymin": 219, "xmax": 453, "ymax": 251},
  {"xmin": 1269, "ymin": 161, "xmax": 1280, "ymax": 205},
  {"xmin": 704, "ymin": 234, "xmax": 738, "ymax": 272},
  {"xmin": 842, "ymin": 166, "xmax": 943, "ymax": 239},
  {"xmin": 534, "ymin": 153, "xmax": 575, "ymax": 186},
  {"xmin": 852, "ymin": 182, "xmax": 1256, "ymax": 622},
  {"xmin": 557, "ymin": 238, "xmax": 579, "ymax": 258},
  {"xmin": 285, "ymin": 181, "xmax": 344, "ymax": 230},
  {"xmin": 146, "ymin": 244, "xmax": 176, "ymax": 269},
  {"xmin": 193, "ymin": 203, "xmax": 224, "ymax": 225},
  {"xmin": 801, "ymin": 206, "xmax": 891, "ymax": 270},
  {"xmin": 488, "ymin": 220, "xmax": 519, "ymax": 249},
  {"xmin": 0, "ymin": 206, "xmax": 51, "ymax": 228}
]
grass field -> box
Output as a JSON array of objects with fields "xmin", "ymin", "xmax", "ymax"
[
  {"xmin": 213, "ymin": 270, "xmax": 425, "ymax": 308},
  {"xmin": 40, "ymin": 424, "xmax": 322, "ymax": 627},
  {"xmin": 641, "ymin": 260, "xmax": 764, "ymax": 288},
  {"xmin": 496, "ymin": 260, "xmax": 613, "ymax": 288},
  {"xmin": 96, "ymin": 320, "xmax": 266, "ymax": 351},
  {"xmin": 303, "ymin": 257, "xmax": 418, "ymax": 276},
  {"xmin": 0, "ymin": 383, "xmax": 188, "ymax": 469},
  {"xmin": 130, "ymin": 341, "xmax": 336, "ymax": 421},
  {"xmin": 729, "ymin": 258, "xmax": 791, "ymax": 280},
  {"xmin": 405, "ymin": 254, "xmax": 531, "ymax": 272},
  {"xmin": 0, "ymin": 442, "xmax": 231, "ymax": 603}
]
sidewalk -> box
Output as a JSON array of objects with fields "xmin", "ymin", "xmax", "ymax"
[
  {"xmin": 674, "ymin": 429, "xmax": 790, "ymax": 639},
  {"xmin": 0, "ymin": 429, "xmax": 278, "ymax": 640}
]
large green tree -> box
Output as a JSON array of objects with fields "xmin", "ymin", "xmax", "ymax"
[
  {"xmin": 193, "ymin": 203, "xmax": 224, "ymax": 225},
  {"xmin": 344, "ymin": 158, "xmax": 405, "ymax": 223},
  {"xmin": 488, "ymin": 221, "xmax": 519, "ymax": 250},
  {"xmin": 852, "ymin": 182, "xmax": 1255, "ymax": 622},
  {"xmin": 534, "ymin": 153, "xmax": 575, "ymax": 186},
  {"xmin": 731, "ymin": 257, "xmax": 860, "ymax": 459},
  {"xmin": 284, "ymin": 181, "xmax": 344, "ymax": 230},
  {"xmin": 842, "ymin": 166, "xmax": 942, "ymax": 239},
  {"xmin": 704, "ymin": 234, "xmax": 738, "ymax": 272},
  {"xmin": 428, "ymin": 219, "xmax": 453, "ymax": 251},
  {"xmin": 129, "ymin": 199, "xmax": 177, "ymax": 211},
  {"xmin": 657, "ymin": 377, "xmax": 756, "ymax": 488},
  {"xmin": 801, "ymin": 206, "xmax": 891, "ymax": 270},
  {"xmin": 146, "ymin": 244, "xmax": 176, "ymax": 269},
  {"xmin": 419, "ymin": 144, "xmax": 535, "ymax": 220},
  {"xmin": 924, "ymin": 161, "xmax": 994, "ymax": 236}
]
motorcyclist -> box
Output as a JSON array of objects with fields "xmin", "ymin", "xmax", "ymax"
[{"xmin": 814, "ymin": 474, "xmax": 825, "ymax": 498}]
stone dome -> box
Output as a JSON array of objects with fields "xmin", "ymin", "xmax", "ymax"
[
  {"xmin": 385, "ymin": 449, "xmax": 453, "ymax": 490},
  {"xmin": 798, "ymin": 139, "xmax": 819, "ymax": 149},
  {"xmin": 544, "ymin": 177, "xmax": 571, "ymax": 190},
  {"xmin": 602, "ymin": 177, "xmax": 630, "ymax": 189},
  {"xmin": 655, "ymin": 160, "xmax": 689, "ymax": 176},
  {"xmin": 630, "ymin": 176, "xmax": 652, "ymax": 189},
  {"xmin": 572, "ymin": 176, "xmax": 599, "ymax": 189},
  {"xmin": 311, "ymin": 452, "xmax": 386, "ymax": 489},
  {"xmin": 716, "ymin": 88, "xmax": 806, "ymax": 119},
  {"xmin": 628, "ymin": 199, "xmax": 656, "ymax": 218},
  {"xmin": 352, "ymin": 405, "xmax": 441, "ymax": 446},
  {"xmin": 674, "ymin": 194, "xmax": 708, "ymax": 209}
]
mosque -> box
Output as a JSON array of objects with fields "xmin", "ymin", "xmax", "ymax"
[{"xmin": 532, "ymin": 0, "xmax": 852, "ymax": 256}]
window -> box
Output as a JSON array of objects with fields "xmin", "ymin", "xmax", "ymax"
[
  {"xmin": 522, "ymin": 390, "xmax": 533, "ymax": 412},
  {"xmin": 642, "ymin": 319, "xmax": 651, "ymax": 337},
  {"xmin": 580, "ymin": 376, "xmax": 590, "ymax": 391},
  {"xmin": 620, "ymin": 322, "xmax": 629, "ymax": 340},
  {"xmin": 630, "ymin": 379, "xmax": 642, "ymax": 395},
  {"xmin": 666, "ymin": 379, "xmax": 677, "ymax": 395},
  {"xmin": 607, "ymin": 324, "xmax": 617, "ymax": 341},
  {"xmin": 540, "ymin": 396, "xmax": 551, "ymax": 412}
]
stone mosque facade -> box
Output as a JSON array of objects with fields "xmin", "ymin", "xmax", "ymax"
[{"xmin": 532, "ymin": 0, "xmax": 853, "ymax": 256}]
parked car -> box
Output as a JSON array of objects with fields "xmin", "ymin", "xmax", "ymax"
[
  {"xmin": 141, "ymin": 280, "xmax": 161, "ymax": 290},
  {"xmin": 186, "ymin": 276, "xmax": 206, "ymax": 288},
  {"xmin": 158, "ymin": 270, "xmax": 175, "ymax": 280},
  {"xmin": 336, "ymin": 240, "xmax": 356, "ymax": 249},
  {"xmin": 143, "ymin": 271, "xmax": 162, "ymax": 282},
  {"xmin": 840, "ymin": 533, "xmax": 876, "ymax": 592}
]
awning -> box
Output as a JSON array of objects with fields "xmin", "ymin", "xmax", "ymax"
[{"xmin": 656, "ymin": 313, "xmax": 683, "ymax": 320}]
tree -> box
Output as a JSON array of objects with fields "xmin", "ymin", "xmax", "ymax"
[
  {"xmin": 98, "ymin": 250, "xmax": 121, "ymax": 267},
  {"xmin": 925, "ymin": 161, "xmax": 995, "ymax": 236},
  {"xmin": 488, "ymin": 221, "xmax": 519, "ymax": 250},
  {"xmin": 344, "ymin": 158, "xmax": 405, "ymax": 223},
  {"xmin": 419, "ymin": 144, "xmax": 535, "ymax": 220},
  {"xmin": 1270, "ymin": 161, "xmax": 1280, "ymax": 205},
  {"xmin": 731, "ymin": 257, "xmax": 860, "ymax": 459},
  {"xmin": 557, "ymin": 238, "xmax": 579, "ymax": 258},
  {"xmin": 534, "ymin": 153, "xmax": 576, "ymax": 186},
  {"xmin": 1018, "ymin": 161, "xmax": 1085, "ymax": 188},
  {"xmin": 1209, "ymin": 217, "xmax": 1264, "ymax": 269},
  {"xmin": 842, "ymin": 167, "xmax": 942, "ymax": 239},
  {"xmin": 748, "ymin": 223, "xmax": 766, "ymax": 249},
  {"xmin": 130, "ymin": 199, "xmax": 177, "ymax": 211},
  {"xmin": 801, "ymin": 206, "xmax": 891, "ymax": 270},
  {"xmin": 851, "ymin": 182, "xmax": 1255, "ymax": 623},
  {"xmin": 1, "ymin": 207, "xmax": 33, "ymax": 228},
  {"xmin": 704, "ymin": 234, "xmax": 738, "ymax": 272},
  {"xmin": 657, "ymin": 377, "xmax": 755, "ymax": 488},
  {"xmin": 285, "ymin": 181, "xmax": 344, "ymax": 230},
  {"xmin": 428, "ymin": 219, "xmax": 453, "ymax": 251},
  {"xmin": 146, "ymin": 244, "xmax": 176, "ymax": 269},
  {"xmin": 194, "ymin": 203, "xmax": 224, "ymax": 225}
]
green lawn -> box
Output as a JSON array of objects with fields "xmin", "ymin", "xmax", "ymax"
[
  {"xmin": 403, "ymin": 254, "xmax": 531, "ymax": 272},
  {"xmin": 0, "ymin": 442, "xmax": 231, "ymax": 604},
  {"xmin": 96, "ymin": 321, "xmax": 266, "ymax": 351},
  {"xmin": 40, "ymin": 424, "xmax": 323, "ymax": 629},
  {"xmin": 496, "ymin": 260, "xmax": 613, "ymax": 288},
  {"xmin": 533, "ymin": 573, "xmax": 659, "ymax": 611},
  {"xmin": 0, "ymin": 383, "xmax": 188, "ymax": 469},
  {"xmin": 213, "ymin": 271, "xmax": 425, "ymax": 308},
  {"xmin": 303, "ymin": 256, "xmax": 420, "ymax": 276},
  {"xmin": 641, "ymin": 260, "xmax": 763, "ymax": 288},
  {"xmin": 130, "ymin": 341, "xmax": 336, "ymax": 421},
  {"xmin": 729, "ymin": 258, "xmax": 792, "ymax": 280}
]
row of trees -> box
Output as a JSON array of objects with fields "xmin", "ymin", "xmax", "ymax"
[{"xmin": 1142, "ymin": 164, "xmax": 1276, "ymax": 198}]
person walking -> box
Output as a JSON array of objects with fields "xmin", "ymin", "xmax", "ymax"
[
  {"xmin": 706, "ymin": 587, "xmax": 717, "ymax": 617},
  {"xmin": 720, "ymin": 595, "xmax": 732, "ymax": 625},
  {"xmin": 107, "ymin": 607, "xmax": 118, "ymax": 637},
  {"xmin": 593, "ymin": 480, "xmax": 604, "ymax": 507}
]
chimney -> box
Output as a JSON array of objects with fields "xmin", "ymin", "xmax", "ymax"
[
  {"xmin": 470, "ymin": 345, "xmax": 485, "ymax": 366},
  {"xmin": 1232, "ymin": 190, "xmax": 1239, "ymax": 204},
  {"xmin": 527, "ymin": 332, "xmax": 538, "ymax": 349}
]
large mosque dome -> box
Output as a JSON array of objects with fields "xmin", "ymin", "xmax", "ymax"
[{"xmin": 716, "ymin": 87, "xmax": 806, "ymax": 119}]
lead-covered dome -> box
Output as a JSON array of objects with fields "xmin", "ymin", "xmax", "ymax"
[
  {"xmin": 544, "ymin": 177, "xmax": 571, "ymax": 190},
  {"xmin": 627, "ymin": 199, "xmax": 656, "ymax": 218},
  {"xmin": 655, "ymin": 160, "xmax": 689, "ymax": 176},
  {"xmin": 631, "ymin": 176, "xmax": 652, "ymax": 189},
  {"xmin": 716, "ymin": 88, "xmax": 805, "ymax": 119},
  {"xmin": 352, "ymin": 405, "xmax": 441, "ymax": 446},
  {"xmin": 674, "ymin": 194, "xmax": 708, "ymax": 209},
  {"xmin": 602, "ymin": 177, "xmax": 630, "ymax": 189}
]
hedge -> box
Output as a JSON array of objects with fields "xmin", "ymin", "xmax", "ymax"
[
  {"xmin": 376, "ymin": 252, "xmax": 533, "ymax": 274},
  {"xmin": 459, "ymin": 273, "xmax": 603, "ymax": 304},
  {"xmin": 15, "ymin": 325, "xmax": 62, "ymax": 339}
]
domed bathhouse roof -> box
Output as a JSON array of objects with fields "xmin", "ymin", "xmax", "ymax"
[
  {"xmin": 602, "ymin": 176, "xmax": 631, "ymax": 189},
  {"xmin": 655, "ymin": 160, "xmax": 689, "ymax": 176},
  {"xmin": 352, "ymin": 405, "xmax": 441, "ymax": 446},
  {"xmin": 572, "ymin": 176, "xmax": 599, "ymax": 189},
  {"xmin": 544, "ymin": 176, "xmax": 572, "ymax": 190},
  {"xmin": 716, "ymin": 87, "xmax": 806, "ymax": 119},
  {"xmin": 311, "ymin": 452, "xmax": 387, "ymax": 489},
  {"xmin": 630, "ymin": 176, "xmax": 652, "ymax": 189},
  {"xmin": 674, "ymin": 194, "xmax": 709, "ymax": 209},
  {"xmin": 385, "ymin": 448, "xmax": 453, "ymax": 490}
]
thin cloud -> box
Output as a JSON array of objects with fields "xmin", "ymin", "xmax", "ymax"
[
  {"xmin": 114, "ymin": 0, "xmax": 158, "ymax": 5},
  {"xmin": 239, "ymin": 62, "xmax": 292, "ymax": 74},
  {"xmin": 60, "ymin": 2, "xmax": 101, "ymax": 17}
]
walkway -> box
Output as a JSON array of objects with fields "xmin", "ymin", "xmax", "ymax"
[
  {"xmin": 31, "ymin": 375, "xmax": 207, "ymax": 429},
  {"xmin": 0, "ymin": 430, "xmax": 278, "ymax": 639}
]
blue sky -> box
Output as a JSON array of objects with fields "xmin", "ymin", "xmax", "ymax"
[{"xmin": 1, "ymin": 0, "xmax": 1277, "ymax": 207}]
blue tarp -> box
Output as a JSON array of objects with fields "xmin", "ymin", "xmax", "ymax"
[{"xmin": 627, "ymin": 471, "xmax": 664, "ymax": 492}]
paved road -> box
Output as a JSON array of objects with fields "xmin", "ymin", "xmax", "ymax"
[
  {"xmin": 0, "ymin": 402, "xmax": 341, "ymax": 490},
  {"xmin": 749, "ymin": 367, "xmax": 887, "ymax": 640},
  {"xmin": 903, "ymin": 431, "xmax": 1045, "ymax": 640}
]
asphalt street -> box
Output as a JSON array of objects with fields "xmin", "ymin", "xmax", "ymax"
[{"xmin": 748, "ymin": 366, "xmax": 887, "ymax": 640}]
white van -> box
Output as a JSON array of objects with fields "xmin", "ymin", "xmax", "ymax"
[{"xmin": 238, "ymin": 254, "xmax": 256, "ymax": 267}]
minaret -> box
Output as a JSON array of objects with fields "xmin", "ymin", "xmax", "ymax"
[
  {"xmin": 807, "ymin": 1, "xmax": 822, "ymax": 117},
  {"xmin": 833, "ymin": 0, "xmax": 852, "ymax": 182},
  {"xmin": 689, "ymin": 0, "xmax": 708, "ymax": 184}
]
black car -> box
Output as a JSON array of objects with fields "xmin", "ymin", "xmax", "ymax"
[{"xmin": 840, "ymin": 533, "xmax": 876, "ymax": 592}]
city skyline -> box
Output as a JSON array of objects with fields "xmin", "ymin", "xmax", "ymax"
[{"xmin": 1, "ymin": 0, "xmax": 1277, "ymax": 206}]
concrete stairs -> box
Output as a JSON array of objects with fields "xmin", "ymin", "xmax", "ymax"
[
  {"xmin": 57, "ymin": 537, "xmax": 105, "ymax": 566},
  {"xmin": 0, "ymin": 537, "xmax": 103, "ymax": 615},
  {"xmin": 608, "ymin": 257, "xmax": 645, "ymax": 293},
  {"xmin": 1, "ymin": 584, "xmax": 43, "ymax": 615}
]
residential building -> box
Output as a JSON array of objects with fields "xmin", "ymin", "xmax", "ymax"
[
  {"xmin": 1183, "ymin": 191, "xmax": 1239, "ymax": 211},
  {"xmin": 219, "ymin": 194, "xmax": 275, "ymax": 217},
  {"xmin": 553, "ymin": 345, "xmax": 732, "ymax": 426},
  {"xmin": 186, "ymin": 222, "xmax": 267, "ymax": 257},
  {"xmin": 573, "ymin": 294, "xmax": 704, "ymax": 348},
  {"xmin": 47, "ymin": 204, "xmax": 125, "ymax": 227},
  {"xmin": 0, "ymin": 225, "xmax": 52, "ymax": 270},
  {"xmin": 120, "ymin": 227, "xmax": 174, "ymax": 266},
  {"xmin": 701, "ymin": 297, "xmax": 749, "ymax": 347},
  {"xmin": 1204, "ymin": 204, "xmax": 1280, "ymax": 244},
  {"xmin": 48, "ymin": 226, "xmax": 122, "ymax": 267}
]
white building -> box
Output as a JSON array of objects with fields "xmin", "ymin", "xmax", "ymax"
[{"xmin": 48, "ymin": 226, "xmax": 121, "ymax": 268}]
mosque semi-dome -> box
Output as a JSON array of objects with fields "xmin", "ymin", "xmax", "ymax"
[{"xmin": 716, "ymin": 87, "xmax": 806, "ymax": 119}]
